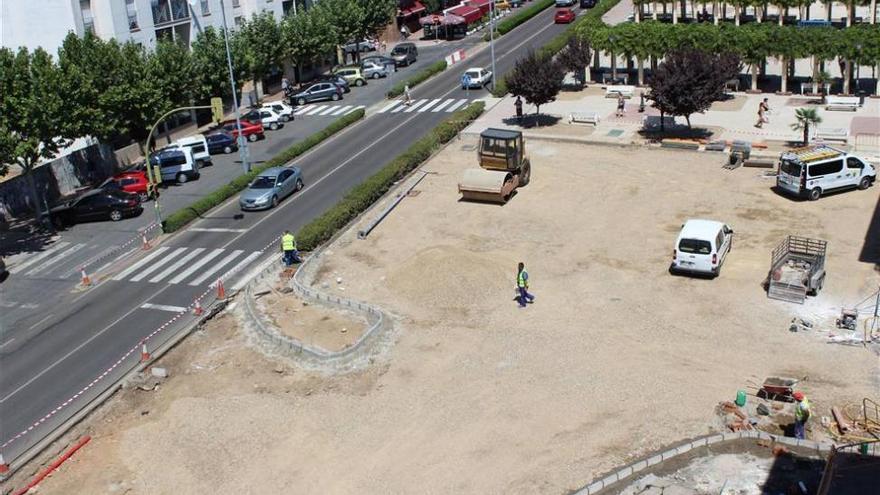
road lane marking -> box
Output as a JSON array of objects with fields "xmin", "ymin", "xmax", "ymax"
[
  {"xmin": 62, "ymin": 245, "xmax": 120, "ymax": 278},
  {"xmin": 28, "ymin": 314, "xmax": 54, "ymax": 331},
  {"xmin": 431, "ymin": 99, "xmax": 453, "ymax": 112},
  {"xmin": 330, "ymin": 105, "xmax": 353, "ymax": 115},
  {"xmin": 391, "ymin": 100, "xmax": 415, "ymax": 113},
  {"xmin": 419, "ymin": 98, "xmax": 442, "ymax": 112},
  {"xmin": 293, "ymin": 106, "xmax": 311, "ymax": 115},
  {"xmin": 210, "ymin": 251, "xmax": 262, "ymax": 286},
  {"xmin": 0, "ymin": 338, "xmax": 16, "ymax": 350},
  {"xmin": 148, "ymin": 248, "xmax": 205, "ymax": 283},
  {"xmin": 111, "ymin": 247, "xmax": 170, "ymax": 281},
  {"xmin": 168, "ymin": 248, "xmax": 225, "ymax": 284},
  {"xmin": 129, "ymin": 247, "xmax": 186, "ymax": 282},
  {"xmin": 189, "ymin": 228, "xmax": 248, "ymax": 233},
  {"xmin": 377, "ymin": 101, "xmax": 401, "ymax": 113},
  {"xmin": 345, "ymin": 105, "xmax": 365, "ymax": 115},
  {"xmin": 403, "ymin": 99, "xmax": 428, "ymax": 113},
  {"xmin": 8, "ymin": 242, "xmax": 70, "ymax": 274},
  {"xmin": 446, "ymin": 98, "xmax": 468, "ymax": 112},
  {"xmin": 317, "ymin": 106, "xmax": 339, "ymax": 115},
  {"xmin": 140, "ymin": 303, "xmax": 187, "ymax": 313},
  {"xmin": 303, "ymin": 105, "xmax": 327, "ymax": 116},
  {"xmin": 188, "ymin": 250, "xmax": 243, "ymax": 286},
  {"xmin": 25, "ymin": 243, "xmax": 86, "ymax": 276}
]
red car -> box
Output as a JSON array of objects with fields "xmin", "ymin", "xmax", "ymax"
[
  {"xmin": 221, "ymin": 119, "xmax": 265, "ymax": 142},
  {"xmin": 554, "ymin": 8, "xmax": 576, "ymax": 23},
  {"xmin": 104, "ymin": 171, "xmax": 157, "ymax": 202}
]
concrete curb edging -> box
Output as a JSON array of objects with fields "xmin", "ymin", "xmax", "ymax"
[{"xmin": 572, "ymin": 431, "xmax": 856, "ymax": 495}]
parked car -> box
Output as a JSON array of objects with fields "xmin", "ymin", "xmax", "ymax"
[
  {"xmin": 170, "ymin": 134, "xmax": 212, "ymax": 167},
  {"xmin": 361, "ymin": 60, "xmax": 390, "ymax": 79},
  {"xmin": 343, "ymin": 40, "xmax": 377, "ymax": 53},
  {"xmin": 776, "ymin": 145, "xmax": 875, "ymax": 201},
  {"xmin": 554, "ymin": 8, "xmax": 576, "ymax": 22},
  {"xmin": 361, "ymin": 55, "xmax": 397, "ymax": 73},
  {"xmin": 495, "ymin": 0, "xmax": 512, "ymax": 10},
  {"xmin": 0, "ymin": 258, "xmax": 8, "ymax": 284},
  {"xmin": 50, "ymin": 189, "xmax": 143, "ymax": 227},
  {"xmin": 461, "ymin": 67, "xmax": 493, "ymax": 89},
  {"xmin": 150, "ymin": 147, "xmax": 201, "ymax": 184},
  {"xmin": 292, "ymin": 82, "xmax": 344, "ymax": 105},
  {"xmin": 102, "ymin": 170, "xmax": 157, "ymax": 202},
  {"xmin": 579, "ymin": 0, "xmax": 596, "ymax": 7},
  {"xmin": 243, "ymin": 107, "xmax": 285, "ymax": 131},
  {"xmin": 333, "ymin": 66, "xmax": 368, "ymax": 87},
  {"xmin": 510, "ymin": 0, "xmax": 523, "ymax": 6},
  {"xmin": 555, "ymin": 0, "xmax": 576, "ymax": 6},
  {"xmin": 670, "ymin": 219, "xmax": 733, "ymax": 278},
  {"xmin": 205, "ymin": 132, "xmax": 238, "ymax": 155},
  {"xmin": 260, "ymin": 101, "xmax": 295, "ymax": 121},
  {"xmin": 220, "ymin": 119, "xmax": 265, "ymax": 142},
  {"xmin": 239, "ymin": 166, "xmax": 304, "ymax": 211},
  {"xmin": 390, "ymin": 42, "xmax": 418, "ymax": 66},
  {"xmin": 314, "ymin": 74, "xmax": 351, "ymax": 93}
]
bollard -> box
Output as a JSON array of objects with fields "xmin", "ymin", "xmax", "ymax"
[
  {"xmin": 216, "ymin": 279, "xmax": 226, "ymax": 300},
  {"xmin": 142, "ymin": 233, "xmax": 151, "ymax": 250}
]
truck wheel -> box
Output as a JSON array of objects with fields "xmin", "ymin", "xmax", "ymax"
[
  {"xmin": 859, "ymin": 177, "xmax": 872, "ymax": 190},
  {"xmin": 177, "ymin": 173, "xmax": 189, "ymax": 184},
  {"xmin": 808, "ymin": 187, "xmax": 822, "ymax": 201},
  {"xmin": 518, "ymin": 160, "xmax": 531, "ymax": 187}
]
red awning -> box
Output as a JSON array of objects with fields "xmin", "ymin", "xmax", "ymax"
[
  {"xmin": 448, "ymin": 5, "xmax": 482, "ymax": 24},
  {"xmin": 400, "ymin": 1, "xmax": 426, "ymax": 17},
  {"xmin": 467, "ymin": 0, "xmax": 492, "ymax": 14}
]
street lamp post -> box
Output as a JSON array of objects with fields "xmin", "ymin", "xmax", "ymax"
[
  {"xmin": 216, "ymin": 0, "xmax": 251, "ymax": 174},
  {"xmin": 489, "ymin": 1, "xmax": 497, "ymax": 91}
]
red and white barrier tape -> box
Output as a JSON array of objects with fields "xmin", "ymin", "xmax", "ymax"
[{"xmin": 80, "ymin": 223, "xmax": 161, "ymax": 272}]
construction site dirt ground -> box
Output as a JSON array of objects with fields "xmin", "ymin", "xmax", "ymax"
[{"xmin": 30, "ymin": 137, "xmax": 880, "ymax": 495}]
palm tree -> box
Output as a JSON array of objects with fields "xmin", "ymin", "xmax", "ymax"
[{"xmin": 791, "ymin": 107, "xmax": 822, "ymax": 145}]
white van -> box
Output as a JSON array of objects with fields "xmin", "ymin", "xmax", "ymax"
[
  {"xmin": 151, "ymin": 147, "xmax": 200, "ymax": 184},
  {"xmin": 670, "ymin": 219, "xmax": 733, "ymax": 277},
  {"xmin": 777, "ymin": 145, "xmax": 875, "ymax": 201},
  {"xmin": 173, "ymin": 134, "xmax": 212, "ymax": 167}
]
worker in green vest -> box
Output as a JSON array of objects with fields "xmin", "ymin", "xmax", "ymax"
[
  {"xmin": 281, "ymin": 230, "xmax": 300, "ymax": 266},
  {"xmin": 793, "ymin": 391, "xmax": 811, "ymax": 439},
  {"xmin": 516, "ymin": 262, "xmax": 535, "ymax": 308}
]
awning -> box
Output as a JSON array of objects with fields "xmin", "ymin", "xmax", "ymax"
[
  {"xmin": 447, "ymin": 5, "xmax": 482, "ymax": 24},
  {"xmin": 419, "ymin": 13, "xmax": 466, "ymax": 25},
  {"xmin": 467, "ymin": 0, "xmax": 492, "ymax": 14},
  {"xmin": 400, "ymin": 1, "xmax": 426, "ymax": 17}
]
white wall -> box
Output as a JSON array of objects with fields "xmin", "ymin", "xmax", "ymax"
[{"xmin": 0, "ymin": 0, "xmax": 81, "ymax": 52}]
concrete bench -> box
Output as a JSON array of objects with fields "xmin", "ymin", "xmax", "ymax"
[
  {"xmin": 660, "ymin": 139, "xmax": 700, "ymax": 150},
  {"xmin": 601, "ymin": 73, "xmax": 628, "ymax": 85},
  {"xmin": 825, "ymin": 96, "xmax": 860, "ymax": 111},
  {"xmin": 642, "ymin": 115, "xmax": 675, "ymax": 131},
  {"xmin": 813, "ymin": 127, "xmax": 849, "ymax": 142},
  {"xmin": 568, "ymin": 112, "xmax": 600, "ymax": 126},
  {"xmin": 605, "ymin": 85, "xmax": 636, "ymax": 99}
]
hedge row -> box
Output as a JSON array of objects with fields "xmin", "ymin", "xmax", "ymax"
[
  {"xmin": 162, "ymin": 109, "xmax": 365, "ymax": 233},
  {"xmin": 296, "ymin": 101, "xmax": 485, "ymax": 251},
  {"xmin": 483, "ymin": 0, "xmax": 556, "ymax": 41},
  {"xmin": 491, "ymin": 0, "xmax": 623, "ymax": 97},
  {"xmin": 387, "ymin": 59, "xmax": 448, "ymax": 98}
]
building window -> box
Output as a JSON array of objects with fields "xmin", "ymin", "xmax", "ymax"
[
  {"xmin": 200, "ymin": 0, "xmax": 210, "ymax": 15},
  {"xmin": 234, "ymin": 15, "xmax": 244, "ymax": 26},
  {"xmin": 127, "ymin": 0, "xmax": 139, "ymax": 30},
  {"xmin": 152, "ymin": 0, "xmax": 190, "ymax": 26},
  {"xmin": 80, "ymin": 0, "xmax": 95, "ymax": 33},
  {"xmin": 232, "ymin": 0, "xmax": 240, "ymax": 7}
]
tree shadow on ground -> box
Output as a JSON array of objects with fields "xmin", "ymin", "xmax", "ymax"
[
  {"xmin": 638, "ymin": 123, "xmax": 715, "ymax": 142},
  {"xmin": 0, "ymin": 221, "xmax": 57, "ymax": 258},
  {"xmin": 501, "ymin": 114, "xmax": 562, "ymax": 129}
]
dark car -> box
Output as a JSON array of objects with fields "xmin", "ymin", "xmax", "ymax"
[
  {"xmin": 50, "ymin": 189, "xmax": 142, "ymax": 228},
  {"xmin": 291, "ymin": 82, "xmax": 344, "ymax": 105},
  {"xmin": 314, "ymin": 74, "xmax": 351, "ymax": 93},
  {"xmin": 206, "ymin": 132, "xmax": 238, "ymax": 155},
  {"xmin": 579, "ymin": 0, "xmax": 596, "ymax": 7}
]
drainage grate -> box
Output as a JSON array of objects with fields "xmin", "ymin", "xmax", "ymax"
[{"xmin": 607, "ymin": 129, "xmax": 625, "ymax": 137}]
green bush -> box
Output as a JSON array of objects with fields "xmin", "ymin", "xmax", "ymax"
[
  {"xmin": 297, "ymin": 101, "xmax": 485, "ymax": 251},
  {"xmin": 484, "ymin": 0, "xmax": 556, "ymax": 41},
  {"xmin": 387, "ymin": 60, "xmax": 448, "ymax": 98},
  {"xmin": 162, "ymin": 109, "xmax": 365, "ymax": 233}
]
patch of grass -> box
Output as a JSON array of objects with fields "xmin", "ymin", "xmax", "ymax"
[
  {"xmin": 162, "ymin": 109, "xmax": 365, "ymax": 233},
  {"xmin": 483, "ymin": 0, "xmax": 556, "ymax": 41},
  {"xmin": 387, "ymin": 60, "xmax": 448, "ymax": 98}
]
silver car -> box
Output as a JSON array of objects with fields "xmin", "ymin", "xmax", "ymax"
[
  {"xmin": 239, "ymin": 166, "xmax": 304, "ymax": 211},
  {"xmin": 362, "ymin": 61, "xmax": 389, "ymax": 79}
]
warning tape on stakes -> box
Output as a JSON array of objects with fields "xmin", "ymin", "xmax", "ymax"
[{"xmin": 80, "ymin": 223, "xmax": 162, "ymax": 272}]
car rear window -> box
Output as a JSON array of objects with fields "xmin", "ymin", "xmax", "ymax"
[
  {"xmin": 678, "ymin": 238, "xmax": 712, "ymax": 255},
  {"xmin": 466, "ymin": 70, "xmax": 480, "ymax": 78},
  {"xmin": 780, "ymin": 159, "xmax": 801, "ymax": 177}
]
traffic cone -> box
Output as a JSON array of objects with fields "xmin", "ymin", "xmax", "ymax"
[
  {"xmin": 216, "ymin": 279, "xmax": 226, "ymax": 300},
  {"xmin": 142, "ymin": 233, "xmax": 151, "ymax": 250},
  {"xmin": 140, "ymin": 344, "xmax": 151, "ymax": 363},
  {"xmin": 0, "ymin": 453, "xmax": 8, "ymax": 474},
  {"xmin": 80, "ymin": 267, "xmax": 91, "ymax": 287},
  {"xmin": 193, "ymin": 298, "xmax": 203, "ymax": 316}
]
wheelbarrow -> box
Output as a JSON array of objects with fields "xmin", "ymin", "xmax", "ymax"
[{"xmin": 757, "ymin": 377, "xmax": 800, "ymax": 402}]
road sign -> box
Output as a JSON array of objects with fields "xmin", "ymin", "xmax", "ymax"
[{"xmin": 210, "ymin": 97, "xmax": 224, "ymax": 123}]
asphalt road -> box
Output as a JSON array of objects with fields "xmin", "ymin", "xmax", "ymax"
[{"xmin": 0, "ymin": 5, "xmax": 581, "ymax": 464}]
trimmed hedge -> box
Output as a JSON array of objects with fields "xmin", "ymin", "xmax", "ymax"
[
  {"xmin": 483, "ymin": 0, "xmax": 556, "ymax": 41},
  {"xmin": 491, "ymin": 0, "xmax": 622, "ymax": 97},
  {"xmin": 387, "ymin": 59, "xmax": 448, "ymax": 98},
  {"xmin": 162, "ymin": 109, "xmax": 365, "ymax": 233},
  {"xmin": 297, "ymin": 101, "xmax": 485, "ymax": 251}
]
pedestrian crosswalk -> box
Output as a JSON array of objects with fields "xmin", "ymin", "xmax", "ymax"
[
  {"xmin": 292, "ymin": 98, "xmax": 474, "ymax": 118},
  {"xmin": 293, "ymin": 104, "xmax": 366, "ymax": 117}
]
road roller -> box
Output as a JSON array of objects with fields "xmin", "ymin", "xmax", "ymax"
[{"xmin": 458, "ymin": 128, "xmax": 531, "ymax": 203}]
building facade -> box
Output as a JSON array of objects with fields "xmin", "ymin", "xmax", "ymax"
[{"xmin": 1, "ymin": 0, "xmax": 286, "ymax": 53}]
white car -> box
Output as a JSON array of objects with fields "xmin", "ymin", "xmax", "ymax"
[
  {"xmin": 462, "ymin": 67, "xmax": 492, "ymax": 89},
  {"xmin": 244, "ymin": 107, "xmax": 285, "ymax": 131},
  {"xmin": 670, "ymin": 219, "xmax": 734, "ymax": 278},
  {"xmin": 260, "ymin": 101, "xmax": 295, "ymax": 122}
]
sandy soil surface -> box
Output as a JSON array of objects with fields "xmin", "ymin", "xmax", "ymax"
[
  {"xmin": 32, "ymin": 138, "xmax": 880, "ymax": 495},
  {"xmin": 259, "ymin": 288, "xmax": 365, "ymax": 352}
]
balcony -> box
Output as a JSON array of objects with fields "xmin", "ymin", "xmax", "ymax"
[
  {"xmin": 128, "ymin": 13, "xmax": 140, "ymax": 31},
  {"xmin": 152, "ymin": 0, "xmax": 190, "ymax": 27},
  {"xmin": 82, "ymin": 14, "xmax": 95, "ymax": 34}
]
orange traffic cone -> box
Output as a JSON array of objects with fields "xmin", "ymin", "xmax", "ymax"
[
  {"xmin": 142, "ymin": 233, "xmax": 151, "ymax": 250},
  {"xmin": 140, "ymin": 344, "xmax": 151, "ymax": 363},
  {"xmin": 216, "ymin": 279, "xmax": 226, "ymax": 300},
  {"xmin": 80, "ymin": 267, "xmax": 91, "ymax": 286},
  {"xmin": 0, "ymin": 453, "xmax": 8, "ymax": 474},
  {"xmin": 193, "ymin": 298, "xmax": 203, "ymax": 316}
]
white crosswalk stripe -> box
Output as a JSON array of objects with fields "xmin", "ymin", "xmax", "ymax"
[
  {"xmin": 330, "ymin": 105, "xmax": 353, "ymax": 115},
  {"xmin": 345, "ymin": 105, "xmax": 365, "ymax": 114},
  {"xmin": 112, "ymin": 247, "xmax": 170, "ymax": 281},
  {"xmin": 390, "ymin": 101, "xmax": 409, "ymax": 113},
  {"xmin": 317, "ymin": 106, "xmax": 339, "ymax": 115},
  {"xmin": 431, "ymin": 99, "xmax": 454, "ymax": 112},
  {"xmin": 377, "ymin": 101, "xmax": 401, "ymax": 113},
  {"xmin": 148, "ymin": 247, "xmax": 205, "ymax": 283},
  {"xmin": 188, "ymin": 250, "xmax": 244, "ymax": 286},
  {"xmin": 446, "ymin": 99, "xmax": 468, "ymax": 112},
  {"xmin": 419, "ymin": 98, "xmax": 442, "ymax": 112},
  {"xmin": 403, "ymin": 99, "xmax": 429, "ymax": 113},
  {"xmin": 9, "ymin": 242, "xmax": 71, "ymax": 274},
  {"xmin": 168, "ymin": 248, "xmax": 225, "ymax": 284},
  {"xmin": 129, "ymin": 247, "xmax": 187, "ymax": 282},
  {"xmin": 25, "ymin": 243, "xmax": 86, "ymax": 276},
  {"xmin": 302, "ymin": 105, "xmax": 328, "ymax": 116},
  {"xmin": 211, "ymin": 252, "xmax": 262, "ymax": 286},
  {"xmin": 109, "ymin": 246, "xmax": 264, "ymax": 286},
  {"xmin": 293, "ymin": 106, "xmax": 312, "ymax": 115}
]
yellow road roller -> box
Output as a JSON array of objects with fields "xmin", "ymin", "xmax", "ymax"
[{"xmin": 458, "ymin": 128, "xmax": 531, "ymax": 203}]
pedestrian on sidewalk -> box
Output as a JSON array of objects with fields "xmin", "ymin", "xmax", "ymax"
[
  {"xmin": 615, "ymin": 92, "xmax": 626, "ymax": 117},
  {"xmin": 793, "ymin": 391, "xmax": 811, "ymax": 439},
  {"xmin": 516, "ymin": 262, "xmax": 535, "ymax": 308},
  {"xmin": 282, "ymin": 77, "xmax": 290, "ymax": 93},
  {"xmin": 755, "ymin": 97, "xmax": 770, "ymax": 128},
  {"xmin": 281, "ymin": 230, "xmax": 301, "ymax": 266},
  {"xmin": 404, "ymin": 84, "xmax": 412, "ymax": 106},
  {"xmin": 514, "ymin": 96, "xmax": 523, "ymax": 122},
  {"xmin": 381, "ymin": 40, "xmax": 387, "ymax": 53}
]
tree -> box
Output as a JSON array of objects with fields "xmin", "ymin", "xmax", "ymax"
[
  {"xmin": 317, "ymin": 0, "xmax": 365, "ymax": 60},
  {"xmin": 506, "ymin": 51, "xmax": 564, "ymax": 118},
  {"xmin": 281, "ymin": 7, "xmax": 336, "ymax": 80},
  {"xmin": 56, "ymin": 32, "xmax": 107, "ymax": 140},
  {"xmin": 143, "ymin": 40, "xmax": 198, "ymax": 144},
  {"xmin": 191, "ymin": 26, "xmax": 249, "ymax": 101},
  {"xmin": 646, "ymin": 48, "xmax": 741, "ymax": 128},
  {"xmin": 557, "ymin": 35, "xmax": 592, "ymax": 87},
  {"xmin": 238, "ymin": 12, "xmax": 284, "ymax": 88},
  {"xmin": 791, "ymin": 107, "xmax": 822, "ymax": 145}
]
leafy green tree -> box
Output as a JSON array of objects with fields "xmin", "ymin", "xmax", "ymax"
[
  {"xmin": 191, "ymin": 26, "xmax": 249, "ymax": 101},
  {"xmin": 506, "ymin": 51, "xmax": 564, "ymax": 118},
  {"xmin": 791, "ymin": 107, "xmax": 822, "ymax": 145},
  {"xmin": 558, "ymin": 35, "xmax": 592, "ymax": 86},
  {"xmin": 282, "ymin": 6, "xmax": 337, "ymax": 79},
  {"xmin": 238, "ymin": 12, "xmax": 284, "ymax": 87},
  {"xmin": 317, "ymin": 0, "xmax": 365, "ymax": 59},
  {"xmin": 56, "ymin": 32, "xmax": 107, "ymax": 139},
  {"xmin": 142, "ymin": 40, "xmax": 198, "ymax": 144},
  {"xmin": 767, "ymin": 26, "xmax": 807, "ymax": 93}
]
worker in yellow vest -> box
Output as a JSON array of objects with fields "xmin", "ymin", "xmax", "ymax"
[
  {"xmin": 793, "ymin": 391, "xmax": 811, "ymax": 439},
  {"xmin": 516, "ymin": 262, "xmax": 535, "ymax": 308},
  {"xmin": 281, "ymin": 230, "xmax": 300, "ymax": 266}
]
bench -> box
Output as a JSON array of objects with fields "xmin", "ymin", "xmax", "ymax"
[
  {"xmin": 568, "ymin": 112, "xmax": 600, "ymax": 126},
  {"xmin": 601, "ymin": 73, "xmax": 628, "ymax": 85},
  {"xmin": 813, "ymin": 127, "xmax": 849, "ymax": 143},
  {"xmin": 825, "ymin": 95, "xmax": 860, "ymax": 112},
  {"xmin": 724, "ymin": 78, "xmax": 740, "ymax": 92},
  {"xmin": 642, "ymin": 115, "xmax": 675, "ymax": 131},
  {"xmin": 605, "ymin": 85, "xmax": 636, "ymax": 99}
]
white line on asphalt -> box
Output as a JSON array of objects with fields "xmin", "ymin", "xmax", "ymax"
[
  {"xmin": 345, "ymin": 105, "xmax": 365, "ymax": 115},
  {"xmin": 189, "ymin": 228, "xmax": 248, "ymax": 233},
  {"xmin": 293, "ymin": 106, "xmax": 311, "ymax": 115},
  {"xmin": 317, "ymin": 106, "xmax": 339, "ymax": 115},
  {"xmin": 377, "ymin": 101, "xmax": 401, "ymax": 113},
  {"xmin": 140, "ymin": 303, "xmax": 187, "ymax": 313},
  {"xmin": 93, "ymin": 246, "xmax": 139, "ymax": 276},
  {"xmin": 403, "ymin": 99, "xmax": 428, "ymax": 113},
  {"xmin": 129, "ymin": 247, "xmax": 186, "ymax": 282},
  {"xmin": 148, "ymin": 248, "xmax": 205, "ymax": 283},
  {"xmin": 28, "ymin": 314, "xmax": 53, "ymax": 331},
  {"xmin": 431, "ymin": 99, "xmax": 453, "ymax": 112},
  {"xmin": 0, "ymin": 337, "xmax": 16, "ymax": 350},
  {"xmin": 446, "ymin": 98, "xmax": 468, "ymax": 112},
  {"xmin": 24, "ymin": 243, "xmax": 86, "ymax": 276},
  {"xmin": 168, "ymin": 248, "xmax": 224, "ymax": 284},
  {"xmin": 8, "ymin": 242, "xmax": 70, "ymax": 274},
  {"xmin": 419, "ymin": 98, "xmax": 442, "ymax": 112},
  {"xmin": 391, "ymin": 100, "xmax": 416, "ymax": 113},
  {"xmin": 303, "ymin": 105, "xmax": 327, "ymax": 116},
  {"xmin": 188, "ymin": 250, "xmax": 243, "ymax": 286},
  {"xmin": 210, "ymin": 251, "xmax": 262, "ymax": 287},
  {"xmin": 62, "ymin": 244, "xmax": 120, "ymax": 278},
  {"xmin": 330, "ymin": 105, "xmax": 353, "ymax": 116},
  {"xmin": 111, "ymin": 247, "xmax": 170, "ymax": 281}
]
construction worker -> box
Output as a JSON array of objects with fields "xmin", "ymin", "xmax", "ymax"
[
  {"xmin": 516, "ymin": 262, "xmax": 535, "ymax": 308},
  {"xmin": 793, "ymin": 391, "xmax": 811, "ymax": 439},
  {"xmin": 281, "ymin": 230, "xmax": 300, "ymax": 266}
]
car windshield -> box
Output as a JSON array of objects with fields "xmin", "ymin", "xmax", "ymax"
[
  {"xmin": 780, "ymin": 159, "xmax": 802, "ymax": 177},
  {"xmin": 250, "ymin": 176, "xmax": 276, "ymax": 189},
  {"xmin": 678, "ymin": 238, "xmax": 712, "ymax": 255},
  {"xmin": 392, "ymin": 47, "xmax": 406, "ymax": 54}
]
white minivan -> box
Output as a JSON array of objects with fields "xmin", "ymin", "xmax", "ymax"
[
  {"xmin": 173, "ymin": 134, "xmax": 212, "ymax": 167},
  {"xmin": 670, "ymin": 219, "xmax": 734, "ymax": 277},
  {"xmin": 777, "ymin": 145, "xmax": 875, "ymax": 201},
  {"xmin": 151, "ymin": 147, "xmax": 200, "ymax": 184}
]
